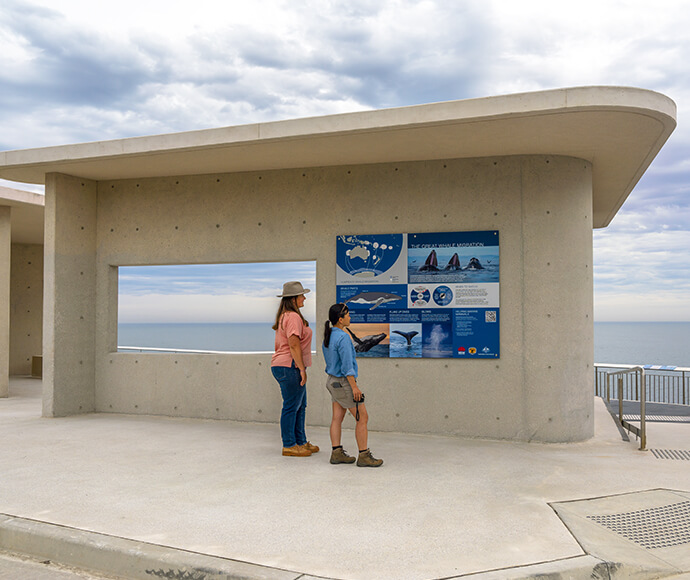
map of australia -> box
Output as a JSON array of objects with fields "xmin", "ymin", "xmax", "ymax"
[{"xmin": 336, "ymin": 233, "xmax": 406, "ymax": 284}]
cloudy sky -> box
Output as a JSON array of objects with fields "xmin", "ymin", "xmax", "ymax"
[
  {"xmin": 1, "ymin": 0, "xmax": 689, "ymax": 322},
  {"xmin": 118, "ymin": 263, "xmax": 317, "ymax": 323}
]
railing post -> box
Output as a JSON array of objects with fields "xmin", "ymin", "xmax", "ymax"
[
  {"xmin": 639, "ymin": 368, "xmax": 646, "ymax": 451},
  {"xmin": 606, "ymin": 375, "xmax": 611, "ymax": 403}
]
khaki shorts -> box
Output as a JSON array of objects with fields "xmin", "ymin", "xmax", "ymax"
[{"xmin": 326, "ymin": 374, "xmax": 357, "ymax": 409}]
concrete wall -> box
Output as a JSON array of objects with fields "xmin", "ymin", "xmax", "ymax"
[
  {"xmin": 0, "ymin": 206, "xmax": 9, "ymax": 397},
  {"xmin": 45, "ymin": 154, "xmax": 594, "ymax": 442},
  {"xmin": 9, "ymin": 243, "xmax": 43, "ymax": 375},
  {"xmin": 43, "ymin": 173, "xmax": 97, "ymax": 415}
]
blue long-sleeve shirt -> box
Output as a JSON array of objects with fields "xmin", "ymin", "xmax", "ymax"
[{"xmin": 322, "ymin": 327, "xmax": 358, "ymax": 378}]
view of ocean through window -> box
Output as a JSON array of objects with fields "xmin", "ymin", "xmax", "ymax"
[{"xmin": 117, "ymin": 262, "xmax": 316, "ymax": 352}]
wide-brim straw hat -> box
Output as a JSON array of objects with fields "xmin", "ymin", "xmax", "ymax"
[{"xmin": 277, "ymin": 281, "xmax": 311, "ymax": 298}]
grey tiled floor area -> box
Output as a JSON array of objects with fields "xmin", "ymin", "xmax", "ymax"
[{"xmin": 1, "ymin": 377, "xmax": 689, "ymax": 580}]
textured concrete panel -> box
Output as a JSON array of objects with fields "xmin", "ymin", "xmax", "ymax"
[
  {"xmin": 0, "ymin": 207, "xmax": 9, "ymax": 397},
  {"xmin": 9, "ymin": 243, "xmax": 43, "ymax": 375},
  {"xmin": 85, "ymin": 155, "xmax": 594, "ymax": 441}
]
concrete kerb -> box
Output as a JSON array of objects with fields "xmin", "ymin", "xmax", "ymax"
[
  {"xmin": 0, "ymin": 513, "xmax": 655, "ymax": 580},
  {"xmin": 456, "ymin": 555, "xmax": 620, "ymax": 579},
  {"xmin": 0, "ymin": 514, "xmax": 316, "ymax": 580},
  {"xmin": 0, "ymin": 513, "xmax": 633, "ymax": 580}
]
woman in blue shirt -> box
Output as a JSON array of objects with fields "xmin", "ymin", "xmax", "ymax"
[{"xmin": 322, "ymin": 303, "xmax": 383, "ymax": 468}]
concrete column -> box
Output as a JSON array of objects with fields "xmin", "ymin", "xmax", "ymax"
[
  {"xmin": 0, "ymin": 206, "xmax": 10, "ymax": 397},
  {"xmin": 43, "ymin": 173, "xmax": 97, "ymax": 416},
  {"xmin": 520, "ymin": 157, "xmax": 594, "ymax": 442}
]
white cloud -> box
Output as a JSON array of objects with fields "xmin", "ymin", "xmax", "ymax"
[
  {"xmin": 2, "ymin": 0, "xmax": 690, "ymax": 320},
  {"xmin": 594, "ymin": 290, "xmax": 690, "ymax": 322},
  {"xmin": 119, "ymin": 292, "xmax": 317, "ymax": 324}
]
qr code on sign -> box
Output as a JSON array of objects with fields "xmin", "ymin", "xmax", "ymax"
[{"xmin": 485, "ymin": 311, "xmax": 497, "ymax": 323}]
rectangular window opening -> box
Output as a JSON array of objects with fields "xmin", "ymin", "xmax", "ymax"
[{"xmin": 116, "ymin": 261, "xmax": 316, "ymax": 354}]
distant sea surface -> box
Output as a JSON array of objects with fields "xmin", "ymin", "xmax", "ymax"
[
  {"xmin": 118, "ymin": 323, "xmax": 311, "ymax": 353},
  {"xmin": 118, "ymin": 321, "xmax": 690, "ymax": 368},
  {"xmin": 593, "ymin": 322, "xmax": 690, "ymax": 368}
]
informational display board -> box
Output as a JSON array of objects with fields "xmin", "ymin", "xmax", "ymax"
[{"xmin": 336, "ymin": 231, "xmax": 499, "ymax": 358}]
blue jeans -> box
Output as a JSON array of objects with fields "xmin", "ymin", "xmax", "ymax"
[{"xmin": 271, "ymin": 364, "xmax": 307, "ymax": 448}]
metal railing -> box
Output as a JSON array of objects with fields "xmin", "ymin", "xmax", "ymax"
[
  {"xmin": 117, "ymin": 346, "xmax": 316, "ymax": 355},
  {"xmin": 595, "ymin": 363, "xmax": 689, "ymax": 406},
  {"xmin": 607, "ymin": 366, "xmax": 646, "ymax": 451},
  {"xmin": 117, "ymin": 345, "xmax": 273, "ymax": 355}
]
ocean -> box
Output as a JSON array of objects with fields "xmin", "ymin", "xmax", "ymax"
[
  {"xmin": 118, "ymin": 321, "xmax": 690, "ymax": 368},
  {"xmin": 593, "ymin": 322, "xmax": 690, "ymax": 368},
  {"xmin": 118, "ymin": 323, "xmax": 285, "ymax": 353}
]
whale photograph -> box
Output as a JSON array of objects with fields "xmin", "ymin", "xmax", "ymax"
[
  {"xmin": 421, "ymin": 322, "xmax": 454, "ymax": 358},
  {"xmin": 390, "ymin": 323, "xmax": 422, "ymax": 358},
  {"xmin": 346, "ymin": 323, "xmax": 390, "ymax": 358},
  {"xmin": 408, "ymin": 246, "xmax": 499, "ymax": 284}
]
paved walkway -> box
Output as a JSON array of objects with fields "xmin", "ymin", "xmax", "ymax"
[
  {"xmin": 1, "ymin": 377, "xmax": 689, "ymax": 580},
  {"xmin": 0, "ymin": 551, "xmax": 117, "ymax": 580}
]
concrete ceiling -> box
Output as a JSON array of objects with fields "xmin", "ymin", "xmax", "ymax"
[
  {"xmin": 0, "ymin": 186, "xmax": 44, "ymax": 245},
  {"xmin": 0, "ymin": 86, "xmax": 676, "ymax": 228}
]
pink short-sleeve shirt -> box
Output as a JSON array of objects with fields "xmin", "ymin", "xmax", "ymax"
[{"xmin": 271, "ymin": 311, "xmax": 313, "ymax": 368}]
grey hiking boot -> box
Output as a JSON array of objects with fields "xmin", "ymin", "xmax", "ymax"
[
  {"xmin": 330, "ymin": 447, "xmax": 356, "ymax": 464},
  {"xmin": 357, "ymin": 448, "xmax": 383, "ymax": 467}
]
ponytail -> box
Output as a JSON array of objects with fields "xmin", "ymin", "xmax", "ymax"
[
  {"xmin": 323, "ymin": 321, "xmax": 333, "ymax": 348},
  {"xmin": 324, "ymin": 303, "xmax": 348, "ymax": 348}
]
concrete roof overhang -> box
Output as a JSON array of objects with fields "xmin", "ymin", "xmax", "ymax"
[
  {"xmin": 0, "ymin": 186, "xmax": 45, "ymax": 244},
  {"xmin": 0, "ymin": 86, "xmax": 676, "ymax": 228}
]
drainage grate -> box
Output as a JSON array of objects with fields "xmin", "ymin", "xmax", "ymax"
[
  {"xmin": 650, "ymin": 449, "xmax": 690, "ymax": 460},
  {"xmin": 587, "ymin": 501, "xmax": 690, "ymax": 549}
]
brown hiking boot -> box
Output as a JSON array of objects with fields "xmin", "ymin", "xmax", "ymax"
[
  {"xmin": 304, "ymin": 441, "xmax": 320, "ymax": 453},
  {"xmin": 282, "ymin": 445, "xmax": 312, "ymax": 457},
  {"xmin": 357, "ymin": 448, "xmax": 383, "ymax": 467},
  {"xmin": 330, "ymin": 447, "xmax": 356, "ymax": 464}
]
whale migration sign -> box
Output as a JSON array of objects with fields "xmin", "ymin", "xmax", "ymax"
[{"xmin": 336, "ymin": 231, "xmax": 500, "ymax": 359}]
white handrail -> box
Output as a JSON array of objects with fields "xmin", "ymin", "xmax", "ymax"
[
  {"xmin": 118, "ymin": 346, "xmax": 273, "ymax": 355},
  {"xmin": 596, "ymin": 362, "xmax": 690, "ymax": 372},
  {"xmin": 117, "ymin": 346, "xmax": 317, "ymax": 355}
]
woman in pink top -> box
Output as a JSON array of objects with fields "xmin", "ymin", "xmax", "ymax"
[{"xmin": 271, "ymin": 281, "xmax": 319, "ymax": 457}]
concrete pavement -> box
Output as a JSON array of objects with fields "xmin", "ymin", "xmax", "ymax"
[
  {"xmin": 0, "ymin": 550, "xmax": 118, "ymax": 580},
  {"xmin": 1, "ymin": 376, "xmax": 689, "ymax": 580}
]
